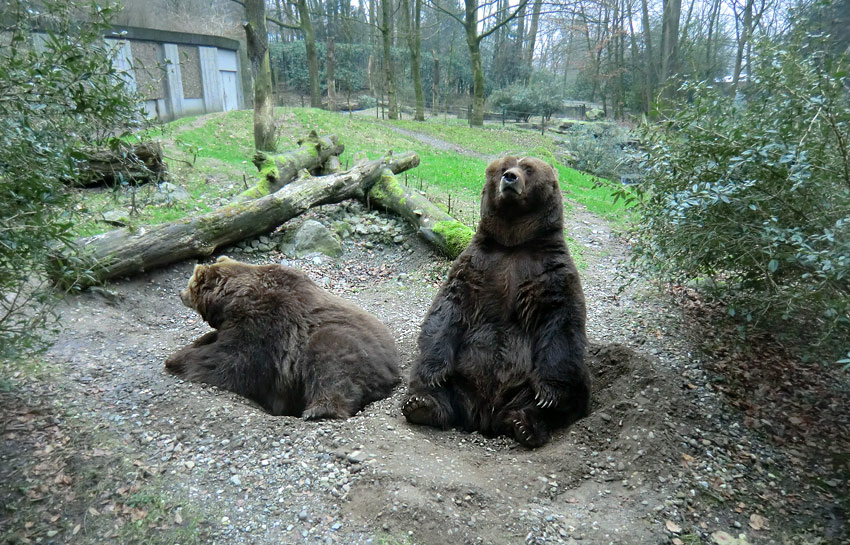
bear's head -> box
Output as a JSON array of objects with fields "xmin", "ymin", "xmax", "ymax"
[
  {"xmin": 478, "ymin": 156, "xmax": 563, "ymax": 246},
  {"xmin": 181, "ymin": 256, "xmax": 266, "ymax": 328}
]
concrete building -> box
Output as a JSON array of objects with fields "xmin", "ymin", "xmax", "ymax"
[{"xmin": 103, "ymin": 26, "xmax": 245, "ymax": 121}]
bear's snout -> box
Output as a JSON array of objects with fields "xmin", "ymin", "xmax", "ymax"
[
  {"xmin": 179, "ymin": 288, "xmax": 193, "ymax": 309},
  {"xmin": 500, "ymin": 168, "xmax": 525, "ymax": 195}
]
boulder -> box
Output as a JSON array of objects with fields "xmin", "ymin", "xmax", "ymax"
[
  {"xmin": 293, "ymin": 220, "xmax": 343, "ymax": 258},
  {"xmin": 152, "ymin": 182, "xmax": 191, "ymax": 205},
  {"xmin": 586, "ymin": 108, "xmax": 605, "ymax": 121}
]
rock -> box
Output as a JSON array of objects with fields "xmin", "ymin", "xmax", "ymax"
[
  {"xmin": 293, "ymin": 220, "xmax": 343, "ymax": 258},
  {"xmin": 152, "ymin": 181, "xmax": 191, "ymax": 204},
  {"xmin": 101, "ymin": 210, "xmax": 131, "ymax": 226},
  {"xmin": 333, "ymin": 221, "xmax": 355, "ymax": 239},
  {"xmin": 355, "ymin": 224, "xmax": 370, "ymax": 235},
  {"xmin": 585, "ymin": 108, "xmax": 605, "ymax": 121}
]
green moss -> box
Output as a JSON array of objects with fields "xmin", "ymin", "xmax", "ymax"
[
  {"xmin": 258, "ymin": 156, "xmax": 279, "ymax": 185},
  {"xmin": 369, "ymin": 170, "xmax": 406, "ymax": 203},
  {"xmin": 433, "ymin": 220, "xmax": 474, "ymax": 259}
]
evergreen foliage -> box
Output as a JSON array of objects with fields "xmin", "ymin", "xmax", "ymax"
[
  {"xmin": 0, "ymin": 0, "xmax": 146, "ymax": 357},
  {"xmin": 620, "ymin": 35, "xmax": 850, "ymax": 359}
]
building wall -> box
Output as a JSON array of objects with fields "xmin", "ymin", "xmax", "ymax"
[
  {"xmin": 113, "ymin": 0, "xmax": 252, "ymax": 111},
  {"xmin": 96, "ymin": 26, "xmax": 245, "ymax": 121}
]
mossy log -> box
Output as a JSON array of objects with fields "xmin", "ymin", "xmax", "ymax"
[
  {"xmin": 74, "ymin": 142, "xmax": 166, "ymax": 187},
  {"xmin": 233, "ymin": 131, "xmax": 344, "ymax": 202},
  {"xmin": 366, "ymin": 169, "xmax": 474, "ymax": 259},
  {"xmin": 59, "ymin": 152, "xmax": 420, "ymax": 287}
]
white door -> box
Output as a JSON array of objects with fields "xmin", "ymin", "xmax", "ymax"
[{"xmin": 220, "ymin": 71, "xmax": 238, "ymax": 111}]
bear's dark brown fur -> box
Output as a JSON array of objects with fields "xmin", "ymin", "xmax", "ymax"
[
  {"xmin": 165, "ymin": 257, "xmax": 400, "ymax": 418},
  {"xmin": 402, "ymin": 156, "xmax": 590, "ymax": 447}
]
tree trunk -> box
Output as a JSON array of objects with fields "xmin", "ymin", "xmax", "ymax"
[
  {"xmin": 404, "ymin": 0, "xmax": 425, "ymax": 121},
  {"xmin": 431, "ymin": 51, "xmax": 439, "ymax": 116},
  {"xmin": 515, "ymin": 1, "xmax": 526, "ymax": 78},
  {"xmin": 525, "ymin": 0, "xmax": 542, "ymax": 80},
  {"xmin": 326, "ymin": 36, "xmax": 336, "ymax": 111},
  {"xmin": 297, "ymin": 0, "xmax": 321, "ymax": 108},
  {"xmin": 731, "ymin": 0, "xmax": 753, "ymax": 95},
  {"xmin": 74, "ymin": 142, "xmax": 165, "ymax": 187},
  {"xmin": 467, "ymin": 29, "xmax": 485, "ymax": 127},
  {"xmin": 233, "ymin": 132, "xmax": 344, "ymax": 202},
  {"xmin": 641, "ymin": 0, "xmax": 655, "ymax": 112},
  {"xmin": 244, "ymin": 0, "xmax": 277, "ymax": 152},
  {"xmin": 380, "ymin": 0, "xmax": 398, "ymax": 119},
  {"xmin": 366, "ymin": 170, "xmax": 473, "ymax": 258},
  {"xmin": 660, "ymin": 0, "xmax": 682, "ymax": 101},
  {"xmin": 60, "ymin": 152, "xmax": 421, "ymax": 287}
]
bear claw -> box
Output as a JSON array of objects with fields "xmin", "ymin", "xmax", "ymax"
[{"xmin": 402, "ymin": 395, "xmax": 441, "ymax": 426}]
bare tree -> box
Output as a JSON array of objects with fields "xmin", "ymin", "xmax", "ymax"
[
  {"xmin": 243, "ymin": 0, "xmax": 276, "ymax": 151},
  {"xmin": 401, "ymin": 0, "xmax": 425, "ymax": 120},
  {"xmin": 525, "ymin": 0, "xmax": 543, "ymax": 80},
  {"xmin": 428, "ymin": 0, "xmax": 528, "ymax": 127},
  {"xmin": 380, "ymin": 0, "xmax": 398, "ymax": 119},
  {"xmin": 659, "ymin": 0, "xmax": 682, "ymax": 100}
]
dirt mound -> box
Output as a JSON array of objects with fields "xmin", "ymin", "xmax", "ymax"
[{"xmin": 344, "ymin": 342, "xmax": 676, "ymax": 545}]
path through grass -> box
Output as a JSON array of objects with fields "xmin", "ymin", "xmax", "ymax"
[{"xmin": 76, "ymin": 108, "xmax": 628, "ymax": 240}]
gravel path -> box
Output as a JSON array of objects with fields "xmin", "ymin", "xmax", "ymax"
[{"xmin": 1, "ymin": 187, "xmax": 843, "ymax": 543}]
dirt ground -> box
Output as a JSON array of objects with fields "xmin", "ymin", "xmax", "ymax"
[{"xmin": 2, "ymin": 171, "xmax": 848, "ymax": 543}]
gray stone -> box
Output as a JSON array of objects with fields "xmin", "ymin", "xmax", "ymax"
[
  {"xmin": 333, "ymin": 221, "xmax": 355, "ymax": 239},
  {"xmin": 152, "ymin": 182, "xmax": 191, "ymax": 204},
  {"xmin": 293, "ymin": 220, "xmax": 342, "ymax": 258},
  {"xmin": 101, "ymin": 210, "xmax": 131, "ymax": 226},
  {"xmin": 586, "ymin": 108, "xmax": 605, "ymax": 121}
]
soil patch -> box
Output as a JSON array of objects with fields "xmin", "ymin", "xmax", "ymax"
[{"xmin": 1, "ymin": 199, "xmax": 844, "ymax": 544}]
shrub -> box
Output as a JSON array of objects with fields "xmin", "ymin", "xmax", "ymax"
[
  {"xmin": 563, "ymin": 123, "xmax": 638, "ymax": 182},
  {"xmin": 621, "ymin": 36, "xmax": 850, "ymax": 360},
  {"xmin": 0, "ymin": 0, "xmax": 146, "ymax": 357}
]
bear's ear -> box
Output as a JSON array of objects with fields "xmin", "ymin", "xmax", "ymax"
[
  {"xmin": 216, "ymin": 256, "xmax": 237, "ymax": 264},
  {"xmin": 191, "ymin": 264, "xmax": 208, "ymax": 283},
  {"xmin": 485, "ymin": 157, "xmax": 507, "ymax": 178}
]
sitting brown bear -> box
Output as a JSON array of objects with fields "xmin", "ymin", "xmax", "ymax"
[
  {"xmin": 402, "ymin": 156, "xmax": 591, "ymax": 447},
  {"xmin": 165, "ymin": 256, "xmax": 400, "ymax": 418}
]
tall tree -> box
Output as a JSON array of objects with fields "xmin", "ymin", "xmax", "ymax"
[
  {"xmin": 641, "ymin": 0, "xmax": 656, "ymax": 110},
  {"xmin": 380, "ymin": 0, "xmax": 399, "ymax": 119},
  {"xmin": 263, "ymin": 0, "xmax": 320, "ymax": 107},
  {"xmin": 402, "ymin": 0, "xmax": 425, "ymax": 120},
  {"xmin": 296, "ymin": 0, "xmax": 321, "ymax": 107},
  {"xmin": 659, "ymin": 0, "xmax": 682, "ymax": 100},
  {"xmin": 429, "ymin": 0, "xmax": 528, "ymax": 127},
  {"xmin": 326, "ymin": 1, "xmax": 337, "ymax": 111},
  {"xmin": 243, "ymin": 0, "xmax": 276, "ymax": 151},
  {"xmin": 525, "ymin": 0, "xmax": 543, "ymax": 79}
]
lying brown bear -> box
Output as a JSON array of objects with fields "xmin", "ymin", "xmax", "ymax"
[
  {"xmin": 165, "ymin": 256, "xmax": 401, "ymax": 418},
  {"xmin": 402, "ymin": 156, "xmax": 591, "ymax": 447}
]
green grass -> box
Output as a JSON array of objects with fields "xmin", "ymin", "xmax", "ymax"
[{"xmin": 74, "ymin": 107, "xmax": 628, "ymax": 244}]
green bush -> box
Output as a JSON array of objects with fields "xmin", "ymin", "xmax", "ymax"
[
  {"xmin": 623, "ymin": 36, "xmax": 850, "ymax": 360},
  {"xmin": 563, "ymin": 123, "xmax": 638, "ymax": 182},
  {"xmin": 0, "ymin": 0, "xmax": 146, "ymax": 357}
]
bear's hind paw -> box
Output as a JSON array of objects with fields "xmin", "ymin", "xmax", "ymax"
[{"xmin": 402, "ymin": 394, "xmax": 445, "ymax": 427}]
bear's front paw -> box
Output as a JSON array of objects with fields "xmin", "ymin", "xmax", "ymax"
[
  {"xmin": 533, "ymin": 381, "xmax": 564, "ymax": 409},
  {"xmin": 416, "ymin": 360, "xmax": 450, "ymax": 388},
  {"xmin": 510, "ymin": 414, "xmax": 549, "ymax": 448}
]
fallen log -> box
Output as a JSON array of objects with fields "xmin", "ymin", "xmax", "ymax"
[
  {"xmin": 233, "ymin": 131, "xmax": 344, "ymax": 202},
  {"xmin": 74, "ymin": 142, "xmax": 166, "ymax": 187},
  {"xmin": 366, "ymin": 169, "xmax": 474, "ymax": 259},
  {"xmin": 57, "ymin": 152, "xmax": 420, "ymax": 287}
]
